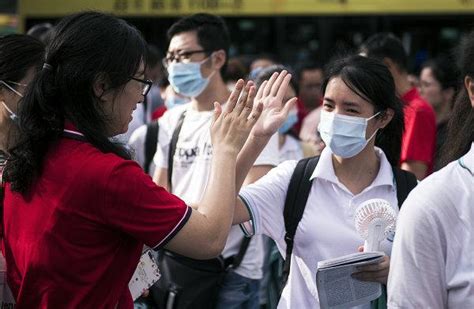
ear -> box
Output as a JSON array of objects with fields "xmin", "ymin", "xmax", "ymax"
[
  {"xmin": 92, "ymin": 73, "xmax": 110, "ymax": 99},
  {"xmin": 378, "ymin": 108, "xmax": 395, "ymax": 129},
  {"xmin": 211, "ymin": 49, "xmax": 226, "ymax": 71},
  {"xmin": 464, "ymin": 76, "xmax": 474, "ymax": 108}
]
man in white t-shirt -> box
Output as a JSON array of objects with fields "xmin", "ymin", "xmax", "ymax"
[{"xmin": 153, "ymin": 13, "xmax": 279, "ymax": 308}]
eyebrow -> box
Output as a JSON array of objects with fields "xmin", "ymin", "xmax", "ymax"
[{"xmin": 323, "ymin": 98, "xmax": 360, "ymax": 107}]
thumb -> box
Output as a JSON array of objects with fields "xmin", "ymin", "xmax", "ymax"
[
  {"xmin": 281, "ymin": 97, "xmax": 297, "ymax": 117},
  {"xmin": 357, "ymin": 245, "xmax": 364, "ymax": 252}
]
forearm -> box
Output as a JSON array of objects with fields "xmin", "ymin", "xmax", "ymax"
[
  {"xmin": 194, "ymin": 150, "xmax": 237, "ymax": 250},
  {"xmin": 235, "ymin": 134, "xmax": 271, "ymax": 192}
]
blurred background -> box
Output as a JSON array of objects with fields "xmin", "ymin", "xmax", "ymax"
[{"xmin": 2, "ymin": 0, "xmax": 474, "ymax": 74}]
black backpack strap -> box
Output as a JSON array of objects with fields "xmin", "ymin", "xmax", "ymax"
[
  {"xmin": 391, "ymin": 167, "xmax": 418, "ymax": 208},
  {"xmin": 224, "ymin": 236, "xmax": 252, "ymax": 270},
  {"xmin": 144, "ymin": 121, "xmax": 159, "ymax": 174},
  {"xmin": 167, "ymin": 111, "xmax": 186, "ymax": 191},
  {"xmin": 281, "ymin": 156, "xmax": 320, "ymax": 289}
]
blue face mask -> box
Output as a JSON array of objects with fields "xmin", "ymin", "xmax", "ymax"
[
  {"xmin": 278, "ymin": 111, "xmax": 298, "ymax": 134},
  {"xmin": 167, "ymin": 58, "xmax": 214, "ymax": 98},
  {"xmin": 165, "ymin": 95, "xmax": 189, "ymax": 109},
  {"xmin": 318, "ymin": 110, "xmax": 380, "ymax": 158}
]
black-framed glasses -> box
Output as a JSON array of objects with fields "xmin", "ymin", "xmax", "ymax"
[
  {"xmin": 162, "ymin": 49, "xmax": 210, "ymax": 67},
  {"xmin": 130, "ymin": 77, "xmax": 153, "ymax": 96}
]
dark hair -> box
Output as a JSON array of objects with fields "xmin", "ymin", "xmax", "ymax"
[
  {"xmin": 439, "ymin": 31, "xmax": 474, "ymax": 167},
  {"xmin": 360, "ymin": 33, "xmax": 408, "ymax": 73},
  {"xmin": 5, "ymin": 12, "xmax": 146, "ymax": 193},
  {"xmin": 421, "ymin": 56, "xmax": 459, "ymax": 91},
  {"xmin": 0, "ymin": 34, "xmax": 44, "ymax": 84},
  {"xmin": 167, "ymin": 13, "xmax": 230, "ymax": 75},
  {"xmin": 254, "ymin": 64, "xmax": 298, "ymax": 95},
  {"xmin": 321, "ymin": 55, "xmax": 404, "ymax": 166}
]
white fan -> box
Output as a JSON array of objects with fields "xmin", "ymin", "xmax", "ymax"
[{"xmin": 354, "ymin": 199, "xmax": 397, "ymax": 252}]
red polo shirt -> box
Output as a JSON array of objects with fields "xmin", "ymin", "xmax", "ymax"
[
  {"xmin": 400, "ymin": 87, "xmax": 437, "ymax": 174},
  {"xmin": 3, "ymin": 134, "xmax": 190, "ymax": 308}
]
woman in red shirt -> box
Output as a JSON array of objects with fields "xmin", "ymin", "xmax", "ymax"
[{"xmin": 2, "ymin": 12, "xmax": 295, "ymax": 308}]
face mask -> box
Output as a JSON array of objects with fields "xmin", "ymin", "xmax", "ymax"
[
  {"xmin": 318, "ymin": 110, "xmax": 381, "ymax": 158},
  {"xmin": 165, "ymin": 95, "xmax": 189, "ymax": 109},
  {"xmin": 278, "ymin": 110, "xmax": 298, "ymax": 134},
  {"xmin": 1, "ymin": 101, "xmax": 18, "ymax": 123},
  {"xmin": 167, "ymin": 57, "xmax": 214, "ymax": 98}
]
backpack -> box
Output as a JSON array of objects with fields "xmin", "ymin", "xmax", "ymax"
[
  {"xmin": 275, "ymin": 156, "xmax": 417, "ymax": 295},
  {"xmin": 152, "ymin": 111, "xmax": 253, "ymax": 309},
  {"xmin": 144, "ymin": 121, "xmax": 159, "ymax": 174}
]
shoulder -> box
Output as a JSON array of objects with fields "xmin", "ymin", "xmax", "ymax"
[{"xmin": 159, "ymin": 104, "xmax": 189, "ymax": 127}]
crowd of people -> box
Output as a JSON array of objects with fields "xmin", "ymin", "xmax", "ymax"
[{"xmin": 0, "ymin": 10, "xmax": 472, "ymax": 309}]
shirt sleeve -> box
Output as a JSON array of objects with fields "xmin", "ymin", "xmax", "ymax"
[
  {"xmin": 101, "ymin": 160, "xmax": 191, "ymax": 249},
  {"xmin": 238, "ymin": 160, "xmax": 297, "ymax": 247},
  {"xmin": 400, "ymin": 101, "xmax": 437, "ymax": 165},
  {"xmin": 387, "ymin": 185, "xmax": 447, "ymax": 307}
]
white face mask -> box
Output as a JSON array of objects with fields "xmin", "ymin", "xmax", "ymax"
[
  {"xmin": 167, "ymin": 57, "xmax": 215, "ymax": 98},
  {"xmin": 318, "ymin": 110, "xmax": 381, "ymax": 158}
]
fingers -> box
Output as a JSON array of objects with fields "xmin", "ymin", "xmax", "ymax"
[
  {"xmin": 255, "ymin": 80, "xmax": 267, "ymax": 101},
  {"xmin": 212, "ymin": 102, "xmax": 222, "ymax": 124},
  {"xmin": 224, "ymin": 79, "xmax": 244, "ymax": 114},
  {"xmin": 275, "ymin": 74, "xmax": 292, "ymax": 103},
  {"xmin": 240, "ymin": 85, "xmax": 256, "ymax": 120},
  {"xmin": 263, "ymin": 72, "xmax": 279, "ymax": 97},
  {"xmin": 352, "ymin": 270, "xmax": 389, "ymax": 284},
  {"xmin": 357, "ymin": 245, "xmax": 364, "ymax": 253},
  {"xmin": 270, "ymin": 70, "xmax": 288, "ymax": 97},
  {"xmin": 248, "ymin": 101, "xmax": 263, "ymax": 125},
  {"xmin": 233, "ymin": 81, "xmax": 253, "ymax": 117}
]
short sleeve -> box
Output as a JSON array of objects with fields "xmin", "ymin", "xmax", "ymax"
[
  {"xmin": 238, "ymin": 160, "xmax": 297, "ymax": 244},
  {"xmin": 102, "ymin": 160, "xmax": 191, "ymax": 249},
  {"xmin": 400, "ymin": 101, "xmax": 437, "ymax": 165},
  {"xmin": 254, "ymin": 133, "xmax": 280, "ymax": 167}
]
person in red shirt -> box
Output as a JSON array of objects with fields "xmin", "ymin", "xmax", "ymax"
[
  {"xmin": 2, "ymin": 12, "xmax": 295, "ymax": 308},
  {"xmin": 360, "ymin": 33, "xmax": 437, "ymax": 179}
]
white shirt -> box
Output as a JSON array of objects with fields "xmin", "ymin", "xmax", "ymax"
[
  {"xmin": 154, "ymin": 103, "xmax": 280, "ymax": 279},
  {"xmin": 388, "ymin": 143, "xmax": 474, "ymax": 309},
  {"xmin": 279, "ymin": 135, "xmax": 304, "ymax": 163},
  {"xmin": 239, "ymin": 147, "xmax": 399, "ymax": 309}
]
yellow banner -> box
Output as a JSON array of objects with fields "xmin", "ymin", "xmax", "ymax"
[{"xmin": 19, "ymin": 0, "xmax": 474, "ymax": 17}]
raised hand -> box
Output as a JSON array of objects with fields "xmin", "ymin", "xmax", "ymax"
[
  {"xmin": 251, "ymin": 70, "xmax": 298, "ymax": 138},
  {"xmin": 210, "ymin": 79, "xmax": 263, "ymax": 155}
]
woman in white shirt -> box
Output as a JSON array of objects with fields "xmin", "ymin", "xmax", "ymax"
[
  {"xmin": 232, "ymin": 55, "xmax": 406, "ymax": 308},
  {"xmin": 388, "ymin": 32, "xmax": 474, "ymax": 309}
]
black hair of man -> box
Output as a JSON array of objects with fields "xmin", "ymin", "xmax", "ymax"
[
  {"xmin": 359, "ymin": 33, "xmax": 408, "ymax": 73},
  {"xmin": 167, "ymin": 13, "xmax": 230, "ymax": 75},
  {"xmin": 295, "ymin": 60, "xmax": 324, "ymax": 84}
]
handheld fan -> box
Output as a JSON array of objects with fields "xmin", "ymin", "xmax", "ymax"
[{"xmin": 354, "ymin": 199, "xmax": 397, "ymax": 252}]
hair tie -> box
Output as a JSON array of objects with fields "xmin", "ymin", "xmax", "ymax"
[{"xmin": 42, "ymin": 63, "xmax": 53, "ymax": 71}]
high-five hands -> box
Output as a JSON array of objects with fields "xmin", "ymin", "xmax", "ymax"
[
  {"xmin": 210, "ymin": 79, "xmax": 263, "ymax": 155},
  {"xmin": 251, "ymin": 70, "xmax": 297, "ymax": 138}
]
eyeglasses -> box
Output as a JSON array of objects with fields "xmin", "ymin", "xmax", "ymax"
[
  {"xmin": 162, "ymin": 50, "xmax": 209, "ymax": 67},
  {"xmin": 0, "ymin": 80, "xmax": 26, "ymax": 98},
  {"xmin": 130, "ymin": 77, "xmax": 153, "ymax": 97}
]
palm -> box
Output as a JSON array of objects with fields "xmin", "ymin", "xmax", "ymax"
[{"xmin": 251, "ymin": 71, "xmax": 297, "ymax": 137}]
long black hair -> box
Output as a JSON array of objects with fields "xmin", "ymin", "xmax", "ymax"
[
  {"xmin": 439, "ymin": 31, "xmax": 474, "ymax": 167},
  {"xmin": 321, "ymin": 55, "xmax": 404, "ymax": 166},
  {"xmin": 5, "ymin": 12, "xmax": 147, "ymax": 194}
]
